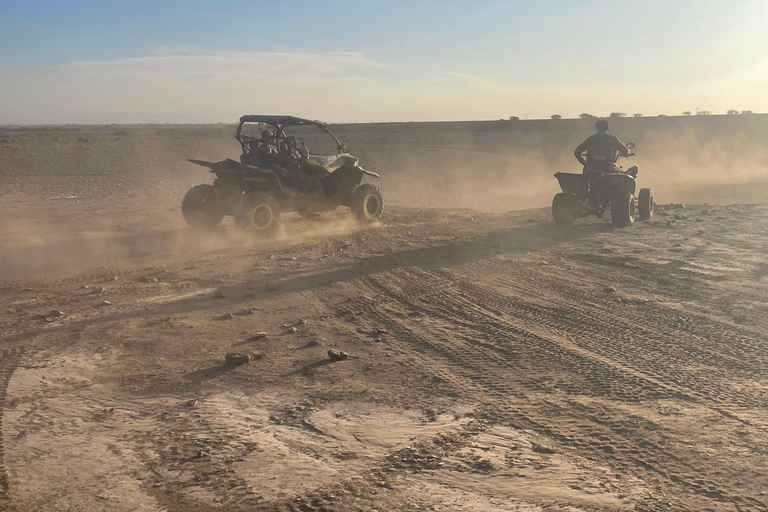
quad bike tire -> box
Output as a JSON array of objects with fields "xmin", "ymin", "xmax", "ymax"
[
  {"xmin": 351, "ymin": 184, "xmax": 384, "ymax": 223},
  {"xmin": 611, "ymin": 191, "xmax": 636, "ymax": 227},
  {"xmin": 552, "ymin": 192, "xmax": 578, "ymax": 226},
  {"xmin": 234, "ymin": 193, "xmax": 280, "ymax": 236},
  {"xmin": 638, "ymin": 188, "xmax": 654, "ymax": 220},
  {"xmin": 182, "ymin": 184, "xmax": 223, "ymax": 229}
]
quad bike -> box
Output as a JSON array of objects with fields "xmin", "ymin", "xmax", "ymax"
[
  {"xmin": 181, "ymin": 115, "xmax": 383, "ymax": 235},
  {"xmin": 552, "ymin": 142, "xmax": 654, "ymax": 227}
]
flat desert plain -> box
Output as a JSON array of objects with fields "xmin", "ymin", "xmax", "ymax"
[{"xmin": 0, "ymin": 116, "xmax": 767, "ymax": 511}]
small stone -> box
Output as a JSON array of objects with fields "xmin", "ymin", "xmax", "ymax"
[
  {"xmin": 225, "ymin": 353, "xmax": 250, "ymax": 366},
  {"xmin": 248, "ymin": 332, "xmax": 267, "ymax": 341},
  {"xmin": 665, "ymin": 221, "xmax": 673, "ymax": 227},
  {"xmin": 328, "ymin": 349, "xmax": 350, "ymax": 361},
  {"xmin": 219, "ymin": 312, "xmax": 235, "ymax": 320},
  {"xmin": 100, "ymin": 301, "xmax": 111, "ymax": 306},
  {"xmin": 604, "ymin": 287, "xmax": 617, "ymax": 293},
  {"xmin": 238, "ymin": 308, "xmax": 254, "ymax": 315},
  {"xmin": 298, "ymin": 318, "xmax": 308, "ymax": 325},
  {"xmin": 287, "ymin": 326, "xmax": 298, "ymax": 333},
  {"xmin": 137, "ymin": 276, "xmax": 157, "ymax": 283},
  {"xmin": 49, "ymin": 310, "xmax": 65, "ymax": 317},
  {"xmin": 213, "ymin": 290, "xmax": 226, "ymax": 299},
  {"xmin": 92, "ymin": 286, "xmax": 106, "ymax": 294},
  {"xmin": 602, "ymin": 445, "xmax": 616, "ymax": 454}
]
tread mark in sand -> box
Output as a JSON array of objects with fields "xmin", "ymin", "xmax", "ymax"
[
  {"xmin": 0, "ymin": 346, "xmax": 25, "ymax": 505},
  {"xmin": 344, "ymin": 268, "xmax": 766, "ymax": 510}
]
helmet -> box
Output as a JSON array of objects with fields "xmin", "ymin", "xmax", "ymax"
[
  {"xmin": 595, "ymin": 120, "xmax": 609, "ymax": 131},
  {"xmin": 261, "ymin": 129, "xmax": 274, "ymax": 138}
]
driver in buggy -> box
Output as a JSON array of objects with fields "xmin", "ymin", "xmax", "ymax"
[{"xmin": 574, "ymin": 120, "xmax": 631, "ymax": 173}]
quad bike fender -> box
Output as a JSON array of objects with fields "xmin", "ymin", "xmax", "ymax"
[
  {"xmin": 605, "ymin": 173, "xmax": 636, "ymax": 195},
  {"xmin": 554, "ymin": 172, "xmax": 588, "ymax": 200}
]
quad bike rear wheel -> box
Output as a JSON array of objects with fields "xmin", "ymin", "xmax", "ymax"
[
  {"xmin": 552, "ymin": 192, "xmax": 578, "ymax": 226},
  {"xmin": 182, "ymin": 184, "xmax": 223, "ymax": 229},
  {"xmin": 638, "ymin": 188, "xmax": 654, "ymax": 220},
  {"xmin": 351, "ymin": 184, "xmax": 384, "ymax": 223},
  {"xmin": 611, "ymin": 191, "xmax": 636, "ymax": 227},
  {"xmin": 235, "ymin": 194, "xmax": 280, "ymax": 236}
]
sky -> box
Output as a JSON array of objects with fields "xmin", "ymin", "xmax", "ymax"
[{"xmin": 1, "ymin": 0, "xmax": 766, "ymax": 124}]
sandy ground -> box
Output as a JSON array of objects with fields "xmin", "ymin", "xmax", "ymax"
[{"xmin": 0, "ymin": 192, "xmax": 767, "ymax": 512}]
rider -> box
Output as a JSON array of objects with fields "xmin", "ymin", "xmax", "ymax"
[{"xmin": 574, "ymin": 120, "xmax": 630, "ymax": 173}]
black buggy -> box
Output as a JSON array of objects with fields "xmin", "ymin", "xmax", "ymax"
[
  {"xmin": 552, "ymin": 142, "xmax": 654, "ymax": 227},
  {"xmin": 181, "ymin": 115, "xmax": 384, "ymax": 235}
]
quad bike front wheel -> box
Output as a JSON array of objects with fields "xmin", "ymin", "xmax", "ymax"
[
  {"xmin": 552, "ymin": 192, "xmax": 578, "ymax": 226},
  {"xmin": 235, "ymin": 194, "xmax": 280, "ymax": 236},
  {"xmin": 351, "ymin": 184, "xmax": 384, "ymax": 223},
  {"xmin": 611, "ymin": 191, "xmax": 636, "ymax": 227},
  {"xmin": 182, "ymin": 184, "xmax": 223, "ymax": 229},
  {"xmin": 638, "ymin": 188, "xmax": 654, "ymax": 220}
]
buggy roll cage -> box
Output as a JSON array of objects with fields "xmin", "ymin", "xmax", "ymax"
[{"xmin": 235, "ymin": 115, "xmax": 345, "ymax": 156}]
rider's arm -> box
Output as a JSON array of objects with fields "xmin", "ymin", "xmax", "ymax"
[
  {"xmin": 613, "ymin": 136, "xmax": 630, "ymax": 157},
  {"xmin": 574, "ymin": 139, "xmax": 589, "ymax": 166}
]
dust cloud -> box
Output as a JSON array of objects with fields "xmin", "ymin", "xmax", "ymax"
[{"xmin": 1, "ymin": 116, "xmax": 766, "ymax": 277}]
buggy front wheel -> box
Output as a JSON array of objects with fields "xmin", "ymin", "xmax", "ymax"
[{"xmin": 351, "ymin": 184, "xmax": 384, "ymax": 223}]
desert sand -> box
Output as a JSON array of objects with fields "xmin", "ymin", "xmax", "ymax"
[{"xmin": 0, "ymin": 117, "xmax": 766, "ymax": 511}]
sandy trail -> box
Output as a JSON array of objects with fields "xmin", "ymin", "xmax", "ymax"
[{"xmin": 0, "ymin": 196, "xmax": 767, "ymax": 511}]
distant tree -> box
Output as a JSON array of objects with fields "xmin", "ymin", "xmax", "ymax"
[
  {"xmin": 682, "ymin": 111, "xmax": 692, "ymax": 116},
  {"xmin": 741, "ymin": 110, "xmax": 753, "ymax": 115},
  {"xmin": 609, "ymin": 112, "xmax": 626, "ymax": 118},
  {"xmin": 509, "ymin": 116, "xmax": 520, "ymax": 121},
  {"xmin": 633, "ymin": 113, "xmax": 643, "ymax": 117},
  {"xmin": 727, "ymin": 110, "xmax": 740, "ymax": 115},
  {"xmin": 579, "ymin": 113, "xmax": 596, "ymax": 119},
  {"xmin": 658, "ymin": 114, "xmax": 668, "ymax": 117},
  {"xmin": 697, "ymin": 110, "xmax": 711, "ymax": 116},
  {"xmin": 550, "ymin": 114, "xmax": 562, "ymax": 120}
]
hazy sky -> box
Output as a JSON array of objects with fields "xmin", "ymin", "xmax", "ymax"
[{"xmin": 1, "ymin": 0, "xmax": 766, "ymax": 124}]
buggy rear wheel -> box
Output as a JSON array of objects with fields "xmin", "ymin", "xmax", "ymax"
[
  {"xmin": 182, "ymin": 184, "xmax": 223, "ymax": 229},
  {"xmin": 611, "ymin": 192, "xmax": 636, "ymax": 227},
  {"xmin": 552, "ymin": 192, "xmax": 578, "ymax": 226},
  {"xmin": 638, "ymin": 188, "xmax": 654, "ymax": 220},
  {"xmin": 351, "ymin": 184, "xmax": 384, "ymax": 223},
  {"xmin": 235, "ymin": 194, "xmax": 280, "ymax": 236}
]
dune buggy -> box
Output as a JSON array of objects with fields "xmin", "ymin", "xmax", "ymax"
[
  {"xmin": 181, "ymin": 115, "xmax": 383, "ymax": 235},
  {"xmin": 552, "ymin": 142, "xmax": 654, "ymax": 227}
]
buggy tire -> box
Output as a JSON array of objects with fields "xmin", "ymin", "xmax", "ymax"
[
  {"xmin": 638, "ymin": 188, "xmax": 654, "ymax": 220},
  {"xmin": 182, "ymin": 184, "xmax": 223, "ymax": 229},
  {"xmin": 552, "ymin": 192, "xmax": 578, "ymax": 226},
  {"xmin": 351, "ymin": 184, "xmax": 384, "ymax": 223},
  {"xmin": 235, "ymin": 194, "xmax": 280, "ymax": 236},
  {"xmin": 611, "ymin": 191, "xmax": 636, "ymax": 227}
]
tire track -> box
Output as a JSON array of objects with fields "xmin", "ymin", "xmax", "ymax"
[
  {"xmin": 0, "ymin": 346, "xmax": 25, "ymax": 508},
  {"xmin": 343, "ymin": 267, "xmax": 767, "ymax": 510}
]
